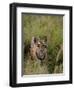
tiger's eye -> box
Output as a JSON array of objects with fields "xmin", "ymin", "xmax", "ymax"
[
  {"xmin": 37, "ymin": 44, "xmax": 40, "ymax": 47},
  {"xmin": 43, "ymin": 44, "xmax": 47, "ymax": 48}
]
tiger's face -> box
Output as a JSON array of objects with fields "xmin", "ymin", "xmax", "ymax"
[{"xmin": 30, "ymin": 36, "xmax": 47, "ymax": 61}]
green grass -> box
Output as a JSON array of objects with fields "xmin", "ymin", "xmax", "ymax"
[{"xmin": 22, "ymin": 14, "xmax": 63, "ymax": 75}]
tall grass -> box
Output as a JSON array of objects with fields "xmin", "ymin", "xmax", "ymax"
[{"xmin": 22, "ymin": 14, "xmax": 63, "ymax": 74}]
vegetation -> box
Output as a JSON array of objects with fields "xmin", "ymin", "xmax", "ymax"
[{"xmin": 22, "ymin": 14, "xmax": 63, "ymax": 75}]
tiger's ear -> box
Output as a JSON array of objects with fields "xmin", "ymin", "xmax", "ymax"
[
  {"xmin": 44, "ymin": 36, "xmax": 47, "ymax": 42},
  {"xmin": 31, "ymin": 37, "xmax": 37, "ymax": 47},
  {"xmin": 34, "ymin": 37, "xmax": 38, "ymax": 43}
]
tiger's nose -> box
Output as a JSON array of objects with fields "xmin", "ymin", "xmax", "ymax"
[{"xmin": 40, "ymin": 49, "xmax": 44, "ymax": 52}]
